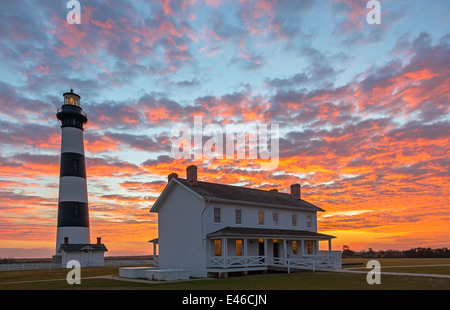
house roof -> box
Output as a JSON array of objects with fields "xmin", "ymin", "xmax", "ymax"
[
  {"xmin": 58, "ymin": 243, "xmax": 108, "ymax": 252},
  {"xmin": 206, "ymin": 226, "xmax": 335, "ymax": 240},
  {"xmin": 173, "ymin": 178, "xmax": 324, "ymax": 212}
]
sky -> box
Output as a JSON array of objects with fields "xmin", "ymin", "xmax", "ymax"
[{"xmin": 0, "ymin": 0, "xmax": 449, "ymax": 258}]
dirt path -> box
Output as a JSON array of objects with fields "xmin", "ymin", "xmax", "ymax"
[{"xmin": 326, "ymin": 268, "xmax": 450, "ymax": 279}]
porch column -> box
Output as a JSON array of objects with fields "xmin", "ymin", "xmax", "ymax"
[
  {"xmin": 301, "ymin": 239, "xmax": 305, "ymax": 256},
  {"xmin": 264, "ymin": 238, "xmax": 268, "ymax": 263},
  {"xmin": 283, "ymin": 239, "xmax": 287, "ymax": 261},
  {"xmin": 328, "ymin": 239, "xmax": 332, "ymax": 254},
  {"xmin": 223, "ymin": 237, "xmax": 228, "ymax": 267},
  {"xmin": 243, "ymin": 238, "xmax": 248, "ymax": 267}
]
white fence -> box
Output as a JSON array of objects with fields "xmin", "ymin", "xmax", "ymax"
[
  {"xmin": 0, "ymin": 263, "xmax": 62, "ymax": 271},
  {"xmin": 0, "ymin": 259, "xmax": 155, "ymax": 272}
]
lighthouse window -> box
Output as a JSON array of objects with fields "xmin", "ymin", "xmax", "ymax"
[
  {"xmin": 73, "ymin": 160, "xmax": 79, "ymax": 171},
  {"xmin": 74, "ymin": 204, "xmax": 79, "ymax": 217}
]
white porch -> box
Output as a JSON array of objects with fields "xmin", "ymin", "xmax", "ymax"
[{"xmin": 206, "ymin": 228, "xmax": 341, "ymax": 276}]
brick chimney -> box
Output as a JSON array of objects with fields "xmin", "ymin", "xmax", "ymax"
[
  {"xmin": 290, "ymin": 184, "xmax": 301, "ymax": 199},
  {"xmin": 97, "ymin": 237, "xmax": 102, "ymax": 245},
  {"xmin": 168, "ymin": 173, "xmax": 178, "ymax": 182},
  {"xmin": 64, "ymin": 237, "xmax": 69, "ymax": 245},
  {"xmin": 186, "ymin": 165, "xmax": 198, "ymax": 186}
]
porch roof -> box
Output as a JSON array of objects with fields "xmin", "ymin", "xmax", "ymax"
[{"xmin": 206, "ymin": 226, "xmax": 335, "ymax": 240}]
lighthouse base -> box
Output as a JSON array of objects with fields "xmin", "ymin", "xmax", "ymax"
[{"xmin": 55, "ymin": 226, "xmax": 90, "ymax": 253}]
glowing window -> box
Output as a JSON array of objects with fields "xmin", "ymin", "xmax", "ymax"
[
  {"xmin": 293, "ymin": 240, "xmax": 298, "ymax": 254},
  {"xmin": 214, "ymin": 240, "xmax": 222, "ymax": 256},
  {"xmin": 236, "ymin": 240, "xmax": 243, "ymax": 256},
  {"xmin": 258, "ymin": 211, "xmax": 264, "ymax": 225}
]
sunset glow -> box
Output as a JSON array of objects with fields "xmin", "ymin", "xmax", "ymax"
[{"xmin": 0, "ymin": 0, "xmax": 448, "ymax": 258}]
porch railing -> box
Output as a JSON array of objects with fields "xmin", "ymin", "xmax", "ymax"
[
  {"xmin": 208, "ymin": 254, "xmax": 340, "ymax": 271},
  {"xmin": 210, "ymin": 256, "xmax": 266, "ymax": 268}
]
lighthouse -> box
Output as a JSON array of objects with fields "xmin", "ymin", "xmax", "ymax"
[{"xmin": 53, "ymin": 89, "xmax": 107, "ymax": 266}]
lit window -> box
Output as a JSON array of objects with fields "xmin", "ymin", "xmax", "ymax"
[
  {"xmin": 214, "ymin": 207, "xmax": 221, "ymax": 223},
  {"xmin": 65, "ymin": 95, "xmax": 80, "ymax": 107},
  {"xmin": 236, "ymin": 240, "xmax": 243, "ymax": 256},
  {"xmin": 293, "ymin": 240, "xmax": 298, "ymax": 254},
  {"xmin": 214, "ymin": 240, "xmax": 222, "ymax": 256},
  {"xmin": 258, "ymin": 211, "xmax": 264, "ymax": 225}
]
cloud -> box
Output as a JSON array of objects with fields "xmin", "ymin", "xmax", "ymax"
[{"xmin": 0, "ymin": 1, "xmax": 448, "ymax": 255}]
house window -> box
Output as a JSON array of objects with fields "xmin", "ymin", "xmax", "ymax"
[
  {"xmin": 273, "ymin": 211, "xmax": 279, "ymax": 226},
  {"xmin": 214, "ymin": 207, "xmax": 221, "ymax": 223},
  {"xmin": 293, "ymin": 240, "xmax": 298, "ymax": 255},
  {"xmin": 235, "ymin": 208, "xmax": 242, "ymax": 224},
  {"xmin": 236, "ymin": 240, "xmax": 243, "ymax": 256},
  {"xmin": 307, "ymin": 241, "xmax": 312, "ymax": 255},
  {"xmin": 73, "ymin": 159, "xmax": 79, "ymax": 172},
  {"xmin": 292, "ymin": 213, "xmax": 297, "ymax": 227},
  {"xmin": 258, "ymin": 211, "xmax": 264, "ymax": 225},
  {"xmin": 214, "ymin": 240, "xmax": 222, "ymax": 256},
  {"xmin": 307, "ymin": 215, "xmax": 312, "ymax": 228}
]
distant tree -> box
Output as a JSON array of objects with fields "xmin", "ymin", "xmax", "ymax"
[
  {"xmin": 0, "ymin": 258, "xmax": 15, "ymax": 264},
  {"xmin": 342, "ymin": 245, "xmax": 355, "ymax": 258},
  {"xmin": 403, "ymin": 247, "xmax": 450, "ymax": 258}
]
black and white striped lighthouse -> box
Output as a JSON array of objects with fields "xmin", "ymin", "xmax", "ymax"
[{"xmin": 55, "ymin": 89, "xmax": 90, "ymax": 253}]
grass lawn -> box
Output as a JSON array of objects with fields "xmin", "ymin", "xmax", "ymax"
[
  {"xmin": 0, "ymin": 258, "xmax": 449, "ymax": 290},
  {"xmin": 342, "ymin": 258, "xmax": 450, "ymax": 275}
]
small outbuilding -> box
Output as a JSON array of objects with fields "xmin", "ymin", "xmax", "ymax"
[{"xmin": 53, "ymin": 237, "xmax": 108, "ymax": 267}]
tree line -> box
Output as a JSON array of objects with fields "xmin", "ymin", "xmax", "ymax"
[{"xmin": 342, "ymin": 245, "xmax": 450, "ymax": 258}]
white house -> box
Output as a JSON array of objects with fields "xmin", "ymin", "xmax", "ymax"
[
  {"xmin": 149, "ymin": 165, "xmax": 341, "ymax": 278},
  {"xmin": 53, "ymin": 237, "xmax": 108, "ymax": 267}
]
